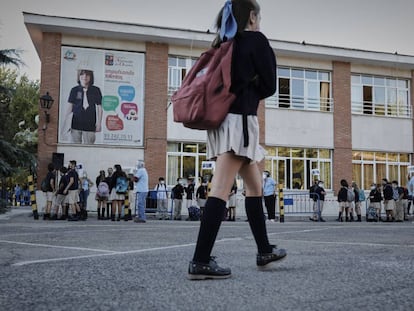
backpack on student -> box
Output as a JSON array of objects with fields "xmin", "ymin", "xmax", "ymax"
[
  {"xmin": 40, "ymin": 177, "xmax": 49, "ymax": 192},
  {"xmin": 115, "ymin": 176, "xmax": 128, "ymax": 194},
  {"xmin": 96, "ymin": 181, "xmax": 109, "ymax": 198},
  {"xmin": 358, "ymin": 189, "xmax": 366, "ymax": 202},
  {"xmin": 171, "ymin": 40, "xmax": 235, "ymax": 130},
  {"xmin": 347, "ymin": 188, "xmax": 355, "ymax": 202}
]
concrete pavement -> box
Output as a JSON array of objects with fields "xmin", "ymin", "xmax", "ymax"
[{"xmin": 0, "ymin": 206, "xmax": 413, "ymax": 311}]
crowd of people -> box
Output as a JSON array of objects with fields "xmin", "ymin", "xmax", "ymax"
[{"xmin": 334, "ymin": 177, "xmax": 412, "ymax": 223}]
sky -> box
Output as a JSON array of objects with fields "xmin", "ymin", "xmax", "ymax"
[{"xmin": 1, "ymin": 0, "xmax": 414, "ymax": 81}]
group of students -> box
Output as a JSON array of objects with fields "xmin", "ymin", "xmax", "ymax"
[
  {"xmin": 42, "ymin": 160, "xmax": 91, "ymax": 221},
  {"xmin": 153, "ymin": 176, "xmax": 238, "ymax": 222},
  {"xmin": 94, "ymin": 165, "xmax": 134, "ymax": 222},
  {"xmin": 336, "ymin": 178, "xmax": 411, "ymax": 222}
]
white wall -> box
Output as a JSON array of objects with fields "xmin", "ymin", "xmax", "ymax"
[
  {"xmin": 352, "ymin": 115, "xmax": 413, "ymax": 152},
  {"xmin": 166, "ymin": 103, "xmax": 207, "ymax": 142},
  {"xmin": 56, "ymin": 145, "xmax": 144, "ymax": 187},
  {"xmin": 265, "ymin": 108, "xmax": 334, "ymax": 148}
]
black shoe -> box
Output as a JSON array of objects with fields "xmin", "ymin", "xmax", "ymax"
[
  {"xmin": 67, "ymin": 215, "xmax": 79, "ymax": 221},
  {"xmin": 188, "ymin": 257, "xmax": 231, "ymax": 280},
  {"xmin": 257, "ymin": 246, "xmax": 287, "ymax": 269},
  {"xmin": 319, "ymin": 218, "xmax": 326, "ymax": 222}
]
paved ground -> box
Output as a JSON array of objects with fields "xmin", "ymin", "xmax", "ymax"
[{"xmin": 0, "ymin": 207, "xmax": 413, "ymax": 311}]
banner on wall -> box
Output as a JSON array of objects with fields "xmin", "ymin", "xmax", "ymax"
[{"xmin": 59, "ymin": 46, "xmax": 145, "ymax": 146}]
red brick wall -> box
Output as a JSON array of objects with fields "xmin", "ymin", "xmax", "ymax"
[
  {"xmin": 144, "ymin": 42, "xmax": 168, "ymax": 187},
  {"xmin": 37, "ymin": 32, "xmax": 61, "ymax": 184},
  {"xmin": 332, "ymin": 61, "xmax": 352, "ymax": 193}
]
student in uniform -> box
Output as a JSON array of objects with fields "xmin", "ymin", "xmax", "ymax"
[{"xmin": 188, "ymin": 0, "xmax": 286, "ymax": 280}]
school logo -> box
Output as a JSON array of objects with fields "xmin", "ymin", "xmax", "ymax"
[{"xmin": 63, "ymin": 50, "xmax": 76, "ymax": 61}]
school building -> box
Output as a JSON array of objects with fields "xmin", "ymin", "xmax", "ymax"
[{"xmin": 24, "ymin": 12, "xmax": 414, "ymax": 198}]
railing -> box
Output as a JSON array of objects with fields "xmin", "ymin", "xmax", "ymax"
[
  {"xmin": 266, "ymin": 95, "xmax": 334, "ymax": 112},
  {"xmin": 277, "ymin": 192, "xmax": 321, "ymax": 220},
  {"xmin": 351, "ymin": 101, "xmax": 411, "ymax": 118}
]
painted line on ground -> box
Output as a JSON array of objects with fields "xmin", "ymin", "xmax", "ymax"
[
  {"xmin": 0, "ymin": 239, "xmax": 118, "ymax": 253},
  {"xmin": 276, "ymin": 238, "xmax": 414, "ymax": 248}
]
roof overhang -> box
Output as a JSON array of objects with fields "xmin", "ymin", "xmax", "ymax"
[{"xmin": 24, "ymin": 12, "xmax": 414, "ymax": 70}]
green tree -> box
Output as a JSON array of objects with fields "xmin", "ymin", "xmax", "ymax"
[{"xmin": 0, "ymin": 49, "xmax": 37, "ymax": 209}]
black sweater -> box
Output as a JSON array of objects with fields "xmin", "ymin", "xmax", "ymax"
[{"xmin": 229, "ymin": 31, "xmax": 277, "ymax": 116}]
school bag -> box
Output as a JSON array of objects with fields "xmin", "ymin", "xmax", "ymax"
[
  {"xmin": 347, "ymin": 188, "xmax": 355, "ymax": 202},
  {"xmin": 188, "ymin": 205, "xmax": 200, "ymax": 221},
  {"xmin": 115, "ymin": 176, "xmax": 128, "ymax": 194},
  {"xmin": 40, "ymin": 177, "xmax": 49, "ymax": 192},
  {"xmin": 358, "ymin": 189, "xmax": 366, "ymax": 202},
  {"xmin": 171, "ymin": 40, "xmax": 235, "ymax": 130},
  {"xmin": 96, "ymin": 181, "xmax": 109, "ymax": 198}
]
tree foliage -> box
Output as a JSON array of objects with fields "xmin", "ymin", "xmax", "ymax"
[{"xmin": 0, "ymin": 49, "xmax": 38, "ymax": 180}]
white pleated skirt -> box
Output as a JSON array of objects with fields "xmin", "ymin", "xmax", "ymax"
[{"xmin": 207, "ymin": 113, "xmax": 265, "ymax": 163}]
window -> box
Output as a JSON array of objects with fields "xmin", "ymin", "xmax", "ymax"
[
  {"xmin": 167, "ymin": 142, "xmax": 207, "ymax": 186},
  {"xmin": 266, "ymin": 67, "xmax": 333, "ymax": 112},
  {"xmin": 351, "ymin": 74, "xmax": 411, "ymax": 117},
  {"xmin": 167, "ymin": 56, "xmax": 196, "ymax": 99},
  {"xmin": 265, "ymin": 147, "xmax": 332, "ymax": 190},
  {"xmin": 352, "ymin": 151, "xmax": 411, "ymax": 189}
]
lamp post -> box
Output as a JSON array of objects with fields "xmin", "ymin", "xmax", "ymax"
[{"xmin": 39, "ymin": 92, "xmax": 54, "ymax": 129}]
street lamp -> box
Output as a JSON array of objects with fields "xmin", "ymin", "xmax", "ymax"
[{"xmin": 39, "ymin": 92, "xmax": 54, "ymax": 127}]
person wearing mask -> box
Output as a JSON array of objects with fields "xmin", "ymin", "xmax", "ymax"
[
  {"xmin": 79, "ymin": 172, "xmax": 93, "ymax": 211},
  {"xmin": 64, "ymin": 160, "xmax": 81, "ymax": 221},
  {"xmin": 188, "ymin": 0, "xmax": 286, "ymax": 280},
  {"xmin": 262, "ymin": 171, "xmax": 276, "ymax": 222},
  {"xmin": 155, "ymin": 177, "xmax": 169, "ymax": 220},
  {"xmin": 172, "ymin": 178, "xmax": 185, "ymax": 220},
  {"xmin": 406, "ymin": 173, "xmax": 414, "ymax": 216},
  {"xmin": 196, "ymin": 180, "xmax": 208, "ymax": 218},
  {"xmin": 95, "ymin": 170, "xmax": 108, "ymax": 220},
  {"xmin": 227, "ymin": 179, "xmax": 238, "ymax": 221},
  {"xmin": 336, "ymin": 179, "xmax": 349, "ymax": 222},
  {"xmin": 368, "ymin": 183, "xmax": 382, "ymax": 222},
  {"xmin": 109, "ymin": 164, "xmax": 127, "ymax": 221},
  {"xmin": 134, "ymin": 161, "xmax": 148, "ymax": 223},
  {"xmin": 352, "ymin": 181, "xmax": 362, "ymax": 222},
  {"xmin": 43, "ymin": 163, "xmax": 57, "ymax": 220},
  {"xmin": 392, "ymin": 180, "xmax": 404, "ymax": 222},
  {"xmin": 185, "ymin": 177, "xmax": 195, "ymax": 211},
  {"xmin": 52, "ymin": 167, "xmax": 69, "ymax": 220},
  {"xmin": 382, "ymin": 178, "xmax": 394, "ymax": 222},
  {"xmin": 104, "ymin": 167, "xmax": 114, "ymax": 220},
  {"xmin": 311, "ymin": 180, "xmax": 326, "ymax": 222}
]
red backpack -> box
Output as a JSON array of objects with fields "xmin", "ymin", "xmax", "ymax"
[{"xmin": 171, "ymin": 40, "xmax": 235, "ymax": 130}]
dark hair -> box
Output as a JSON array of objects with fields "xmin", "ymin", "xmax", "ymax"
[
  {"xmin": 114, "ymin": 164, "xmax": 122, "ymax": 172},
  {"xmin": 213, "ymin": 0, "xmax": 260, "ymax": 47},
  {"xmin": 159, "ymin": 177, "xmax": 165, "ymax": 181},
  {"xmin": 47, "ymin": 163, "xmax": 55, "ymax": 172},
  {"xmin": 60, "ymin": 166, "xmax": 68, "ymax": 174},
  {"xmin": 340, "ymin": 179, "xmax": 348, "ymax": 187},
  {"xmin": 78, "ymin": 69, "xmax": 94, "ymax": 85}
]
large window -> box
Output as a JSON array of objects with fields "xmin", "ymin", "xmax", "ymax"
[
  {"xmin": 352, "ymin": 151, "xmax": 411, "ymax": 190},
  {"xmin": 168, "ymin": 56, "xmax": 196, "ymax": 98},
  {"xmin": 351, "ymin": 74, "xmax": 411, "ymax": 117},
  {"xmin": 167, "ymin": 142, "xmax": 207, "ymax": 186},
  {"xmin": 265, "ymin": 147, "xmax": 332, "ymax": 190},
  {"xmin": 266, "ymin": 67, "xmax": 333, "ymax": 112}
]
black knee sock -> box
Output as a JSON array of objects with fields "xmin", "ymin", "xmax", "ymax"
[
  {"xmin": 245, "ymin": 197, "xmax": 272, "ymax": 254},
  {"xmin": 192, "ymin": 197, "xmax": 226, "ymax": 264}
]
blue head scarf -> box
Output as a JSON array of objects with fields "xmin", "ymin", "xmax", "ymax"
[{"xmin": 219, "ymin": 0, "xmax": 237, "ymax": 41}]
